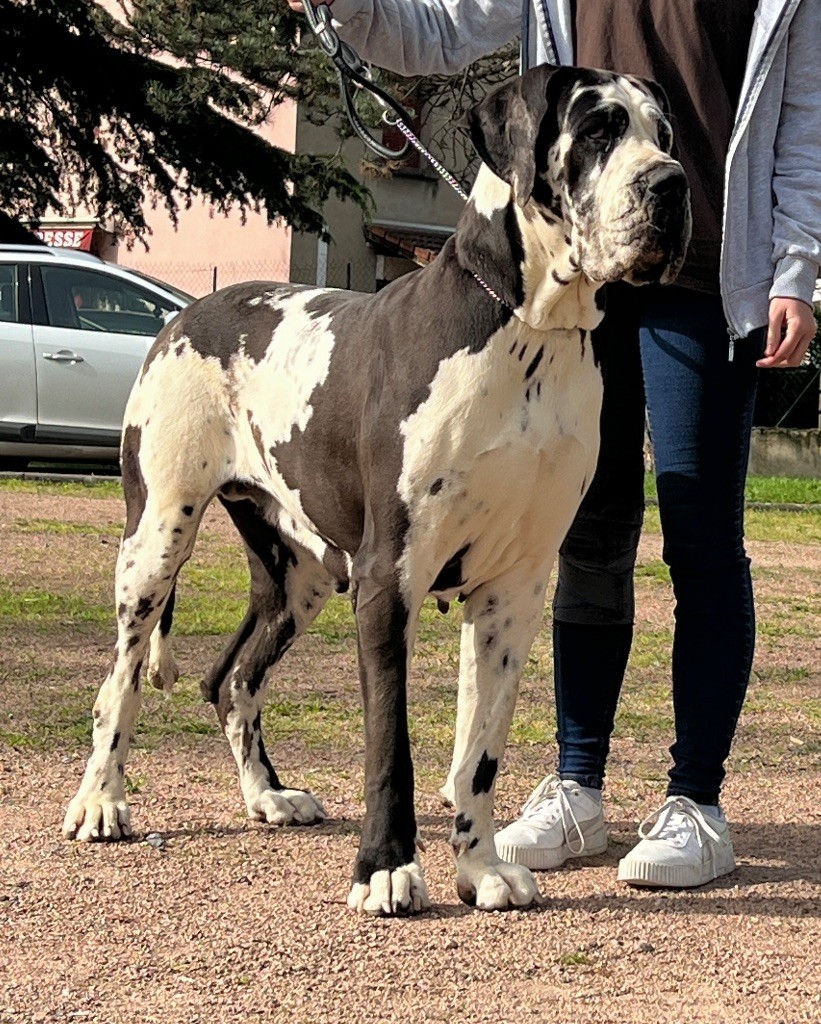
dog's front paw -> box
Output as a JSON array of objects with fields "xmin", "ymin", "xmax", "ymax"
[
  {"xmin": 347, "ymin": 860, "xmax": 431, "ymax": 916},
  {"xmin": 247, "ymin": 787, "xmax": 326, "ymax": 826},
  {"xmin": 63, "ymin": 791, "xmax": 132, "ymax": 842},
  {"xmin": 456, "ymin": 859, "xmax": 542, "ymax": 911}
]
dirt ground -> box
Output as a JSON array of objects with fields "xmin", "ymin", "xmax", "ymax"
[{"xmin": 1, "ymin": 489, "xmax": 819, "ymax": 1024}]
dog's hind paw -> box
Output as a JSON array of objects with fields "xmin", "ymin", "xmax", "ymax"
[
  {"xmin": 247, "ymin": 787, "xmax": 326, "ymax": 826},
  {"xmin": 62, "ymin": 793, "xmax": 132, "ymax": 842},
  {"xmin": 439, "ymin": 779, "xmax": 456, "ymax": 809},
  {"xmin": 146, "ymin": 652, "xmax": 180, "ymax": 694},
  {"xmin": 456, "ymin": 860, "xmax": 542, "ymax": 911},
  {"xmin": 347, "ymin": 861, "xmax": 431, "ymax": 916}
]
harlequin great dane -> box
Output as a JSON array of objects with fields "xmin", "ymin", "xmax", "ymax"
[{"xmin": 63, "ymin": 63, "xmax": 690, "ymax": 914}]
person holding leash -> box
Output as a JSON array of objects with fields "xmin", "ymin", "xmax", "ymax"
[{"xmin": 286, "ymin": 0, "xmax": 820, "ymax": 888}]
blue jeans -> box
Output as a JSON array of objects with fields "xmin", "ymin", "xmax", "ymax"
[{"xmin": 552, "ymin": 284, "xmax": 763, "ymax": 805}]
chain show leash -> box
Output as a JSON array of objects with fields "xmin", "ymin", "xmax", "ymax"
[
  {"xmin": 302, "ymin": 1, "xmax": 512, "ymax": 308},
  {"xmin": 302, "ymin": 1, "xmax": 469, "ymax": 197}
]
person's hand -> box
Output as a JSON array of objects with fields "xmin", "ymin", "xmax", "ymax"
[
  {"xmin": 286, "ymin": 0, "xmax": 333, "ymax": 11},
  {"xmin": 757, "ymin": 297, "xmax": 817, "ymax": 368}
]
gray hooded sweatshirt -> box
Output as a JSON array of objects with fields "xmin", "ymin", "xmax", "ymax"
[{"xmin": 330, "ymin": 0, "xmax": 820, "ymax": 338}]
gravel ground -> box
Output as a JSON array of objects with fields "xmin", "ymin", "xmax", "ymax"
[
  {"xmin": 2, "ymin": 755, "xmax": 819, "ymax": 1024},
  {"xmin": 1, "ymin": 489, "xmax": 819, "ymax": 1024}
]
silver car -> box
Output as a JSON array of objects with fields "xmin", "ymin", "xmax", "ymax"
[{"xmin": 0, "ymin": 244, "xmax": 192, "ymax": 468}]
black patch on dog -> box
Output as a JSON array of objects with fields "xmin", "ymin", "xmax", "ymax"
[
  {"xmin": 352, "ymin": 575, "xmax": 417, "ymax": 888},
  {"xmin": 322, "ymin": 545, "xmax": 350, "ymax": 593},
  {"xmin": 455, "ymin": 203, "xmax": 526, "ymax": 312},
  {"xmin": 110, "ymin": 732, "xmax": 120, "ymax": 753},
  {"xmin": 182, "ymin": 505, "xmax": 194, "ymax": 517},
  {"xmin": 203, "ymin": 497, "xmax": 302, "ymax": 710},
  {"xmin": 472, "ymin": 752, "xmax": 498, "ymax": 795},
  {"xmin": 524, "ymin": 346, "xmax": 544, "ymax": 380},
  {"xmin": 159, "ymin": 585, "xmax": 176, "ymax": 638},
  {"xmin": 271, "ymin": 238, "xmax": 509, "ymax": 558},
  {"xmin": 431, "ymin": 544, "xmax": 470, "ymax": 593},
  {"xmin": 121, "ymin": 425, "xmax": 147, "ymax": 541},
  {"xmin": 175, "ymin": 282, "xmax": 290, "ymax": 370},
  {"xmin": 241, "ymin": 721, "xmax": 254, "ymax": 763},
  {"xmin": 454, "ymin": 813, "xmax": 473, "ymax": 834}
]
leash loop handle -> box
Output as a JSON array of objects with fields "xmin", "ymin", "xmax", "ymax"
[{"xmin": 303, "ymin": 1, "xmax": 411, "ymax": 160}]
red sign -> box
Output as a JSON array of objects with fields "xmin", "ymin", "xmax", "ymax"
[{"xmin": 36, "ymin": 227, "xmax": 94, "ymax": 250}]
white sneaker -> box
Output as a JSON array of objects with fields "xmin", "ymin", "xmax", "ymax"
[
  {"xmin": 494, "ymin": 775, "xmax": 608, "ymax": 869},
  {"xmin": 617, "ymin": 795, "xmax": 736, "ymax": 888}
]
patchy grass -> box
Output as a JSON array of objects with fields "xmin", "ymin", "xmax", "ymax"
[
  {"xmin": 644, "ymin": 472, "xmax": 821, "ymax": 505},
  {"xmin": 14, "ymin": 518, "xmax": 122, "ymax": 537},
  {"xmin": 641, "ymin": 503, "xmax": 821, "ymax": 544},
  {"xmin": 0, "ymin": 478, "xmax": 122, "ymax": 500},
  {"xmin": 0, "ymin": 482, "xmax": 818, "ymax": 786}
]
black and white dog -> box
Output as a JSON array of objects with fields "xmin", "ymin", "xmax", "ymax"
[{"xmin": 63, "ymin": 65, "xmax": 690, "ymax": 915}]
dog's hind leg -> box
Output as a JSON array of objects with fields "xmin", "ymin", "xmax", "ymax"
[
  {"xmin": 202, "ymin": 496, "xmax": 333, "ymax": 826},
  {"xmin": 447, "ymin": 560, "xmax": 552, "ymax": 911},
  {"xmin": 146, "ymin": 583, "xmax": 180, "ymax": 693},
  {"xmin": 63, "ymin": 473, "xmax": 208, "ymax": 841}
]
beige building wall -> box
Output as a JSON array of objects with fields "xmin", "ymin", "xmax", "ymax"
[{"xmin": 111, "ymin": 104, "xmax": 298, "ymax": 298}]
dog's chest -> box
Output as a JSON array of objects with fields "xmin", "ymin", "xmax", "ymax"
[{"xmin": 398, "ymin": 321, "xmax": 603, "ymax": 593}]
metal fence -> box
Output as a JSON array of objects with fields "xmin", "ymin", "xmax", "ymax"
[
  {"xmin": 122, "ymin": 259, "xmax": 295, "ymax": 298},
  {"xmin": 754, "ymin": 365, "xmax": 821, "ymax": 428},
  {"xmin": 123, "ymin": 256, "xmax": 379, "ymax": 297}
]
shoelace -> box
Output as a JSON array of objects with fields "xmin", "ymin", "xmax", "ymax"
[
  {"xmin": 520, "ymin": 774, "xmax": 588, "ymax": 856},
  {"xmin": 637, "ymin": 795, "xmax": 722, "ymax": 847}
]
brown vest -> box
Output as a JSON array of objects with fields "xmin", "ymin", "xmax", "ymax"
[{"xmin": 574, "ymin": 0, "xmax": 757, "ymax": 293}]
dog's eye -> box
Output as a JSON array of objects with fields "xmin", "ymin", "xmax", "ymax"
[
  {"xmin": 656, "ymin": 119, "xmax": 673, "ymax": 153},
  {"xmin": 580, "ymin": 107, "xmax": 628, "ymax": 146}
]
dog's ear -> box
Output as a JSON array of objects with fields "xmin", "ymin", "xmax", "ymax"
[{"xmin": 465, "ymin": 64, "xmax": 575, "ymax": 207}]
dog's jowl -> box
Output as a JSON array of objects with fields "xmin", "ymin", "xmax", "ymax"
[{"xmin": 63, "ymin": 64, "xmax": 690, "ymax": 915}]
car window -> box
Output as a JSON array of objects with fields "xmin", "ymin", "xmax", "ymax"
[
  {"xmin": 40, "ymin": 265, "xmax": 178, "ymax": 336},
  {"xmin": 0, "ymin": 264, "xmax": 19, "ymax": 323}
]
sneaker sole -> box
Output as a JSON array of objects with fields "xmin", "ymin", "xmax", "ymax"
[
  {"xmin": 617, "ymin": 848, "xmax": 736, "ymax": 889},
  {"xmin": 496, "ymin": 824, "xmax": 609, "ymax": 870}
]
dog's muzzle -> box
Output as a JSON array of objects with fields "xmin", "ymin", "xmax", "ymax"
[{"xmin": 627, "ymin": 164, "xmax": 691, "ymax": 284}]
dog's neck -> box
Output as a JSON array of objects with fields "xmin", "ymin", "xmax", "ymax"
[{"xmin": 454, "ymin": 164, "xmax": 604, "ymax": 333}]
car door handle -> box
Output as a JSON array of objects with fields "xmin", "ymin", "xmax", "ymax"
[{"xmin": 43, "ymin": 350, "xmax": 84, "ymax": 364}]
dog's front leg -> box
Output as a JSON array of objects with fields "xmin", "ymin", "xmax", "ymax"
[
  {"xmin": 448, "ymin": 561, "xmax": 551, "ymax": 911},
  {"xmin": 346, "ymin": 571, "xmax": 430, "ymax": 916}
]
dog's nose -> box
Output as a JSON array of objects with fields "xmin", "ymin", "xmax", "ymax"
[{"xmin": 643, "ymin": 166, "xmax": 688, "ymax": 203}]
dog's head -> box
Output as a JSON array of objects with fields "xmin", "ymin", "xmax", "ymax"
[{"xmin": 466, "ymin": 64, "xmax": 691, "ymax": 286}]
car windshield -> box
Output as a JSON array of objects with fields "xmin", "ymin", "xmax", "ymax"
[{"xmin": 109, "ymin": 265, "xmax": 195, "ymax": 305}]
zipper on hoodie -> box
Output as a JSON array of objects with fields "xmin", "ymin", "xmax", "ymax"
[{"xmin": 537, "ymin": 0, "xmax": 560, "ymax": 65}]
